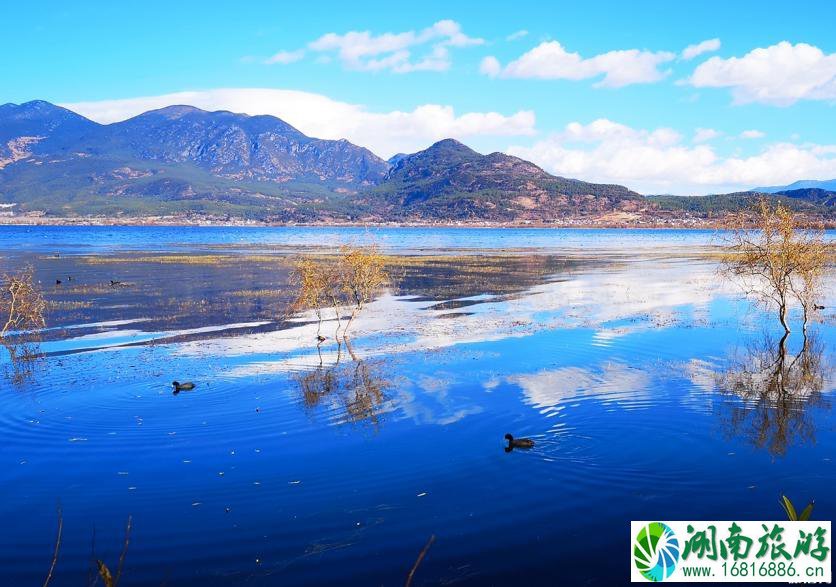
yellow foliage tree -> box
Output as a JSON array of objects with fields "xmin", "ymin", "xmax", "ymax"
[
  {"xmin": 339, "ymin": 245, "xmax": 388, "ymax": 338},
  {"xmin": 722, "ymin": 199, "xmax": 829, "ymax": 335},
  {"xmin": 290, "ymin": 245, "xmax": 389, "ymax": 343}
]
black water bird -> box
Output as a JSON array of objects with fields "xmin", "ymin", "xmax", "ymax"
[
  {"xmin": 55, "ymin": 279, "xmax": 62, "ymax": 285},
  {"xmin": 316, "ymin": 335, "xmax": 327, "ymax": 343},
  {"xmin": 814, "ymin": 304, "xmax": 826, "ymax": 310},
  {"xmin": 172, "ymin": 381, "xmax": 196, "ymax": 393},
  {"xmin": 505, "ymin": 433, "xmax": 535, "ymax": 451}
]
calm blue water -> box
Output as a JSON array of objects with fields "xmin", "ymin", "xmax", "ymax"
[
  {"xmin": 0, "ymin": 225, "xmax": 724, "ymax": 254},
  {"xmin": 0, "ymin": 227, "xmax": 833, "ymax": 586}
]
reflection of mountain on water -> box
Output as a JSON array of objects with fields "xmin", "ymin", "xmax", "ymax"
[{"xmin": 716, "ymin": 333, "xmax": 832, "ymax": 456}]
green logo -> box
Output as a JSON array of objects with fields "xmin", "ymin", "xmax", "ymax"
[{"xmin": 634, "ymin": 522, "xmax": 681, "ymax": 582}]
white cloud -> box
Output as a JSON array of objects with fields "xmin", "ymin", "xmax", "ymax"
[
  {"xmin": 508, "ymin": 118, "xmax": 836, "ymax": 194},
  {"xmin": 60, "ymin": 88, "xmax": 535, "ymax": 158},
  {"xmin": 479, "ymin": 56, "xmax": 502, "ymax": 77},
  {"xmin": 506, "ymin": 30, "xmax": 529, "ymax": 41},
  {"xmin": 480, "ymin": 41, "xmax": 676, "ymax": 87},
  {"xmin": 689, "ymin": 41, "xmax": 836, "ymax": 105},
  {"xmin": 264, "ymin": 49, "xmax": 305, "ymax": 65},
  {"xmin": 693, "ymin": 127, "xmax": 721, "ymax": 143},
  {"xmin": 739, "ymin": 129, "xmax": 765, "ymax": 139},
  {"xmin": 681, "ymin": 38, "xmax": 721, "ymax": 60},
  {"xmin": 305, "ymin": 19, "xmax": 483, "ymax": 73}
]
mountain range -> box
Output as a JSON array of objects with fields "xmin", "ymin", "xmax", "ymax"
[
  {"xmin": 752, "ymin": 179, "xmax": 836, "ymax": 193},
  {"xmin": 0, "ymin": 100, "xmax": 833, "ymax": 224}
]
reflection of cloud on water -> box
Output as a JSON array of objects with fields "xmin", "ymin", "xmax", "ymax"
[
  {"xmin": 684, "ymin": 358, "xmax": 720, "ymax": 394},
  {"xmin": 399, "ymin": 373, "xmax": 485, "ymax": 425},
  {"xmin": 41, "ymin": 321, "xmax": 272, "ymax": 354},
  {"xmin": 508, "ymin": 362, "xmax": 652, "ymax": 414},
  {"xmin": 395, "ymin": 374, "xmax": 484, "ymax": 426},
  {"xmin": 178, "ymin": 259, "xmax": 736, "ymax": 378}
]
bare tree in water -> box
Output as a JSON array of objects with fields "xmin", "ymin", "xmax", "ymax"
[
  {"xmin": 290, "ymin": 257, "xmax": 329, "ymax": 339},
  {"xmin": 289, "ymin": 245, "xmax": 389, "ymax": 347},
  {"xmin": 1, "ymin": 266, "xmax": 46, "ymax": 336},
  {"xmin": 290, "ymin": 247, "xmax": 390, "ymax": 426},
  {"xmin": 338, "ymin": 245, "xmax": 388, "ymax": 340},
  {"xmin": 1, "ymin": 266, "xmax": 46, "ymax": 384},
  {"xmin": 721, "ymin": 199, "xmax": 828, "ymax": 335}
]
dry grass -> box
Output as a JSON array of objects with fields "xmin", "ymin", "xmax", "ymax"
[
  {"xmin": 81, "ymin": 254, "xmax": 284, "ymax": 265},
  {"xmin": 48, "ymin": 300, "xmax": 94, "ymax": 310},
  {"xmin": 229, "ymin": 288, "xmax": 287, "ymax": 298}
]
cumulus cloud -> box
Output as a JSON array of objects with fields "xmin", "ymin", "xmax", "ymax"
[
  {"xmin": 689, "ymin": 41, "xmax": 836, "ymax": 105},
  {"xmin": 480, "ymin": 40, "xmax": 676, "ymax": 87},
  {"xmin": 304, "ymin": 19, "xmax": 483, "ymax": 73},
  {"xmin": 264, "ymin": 49, "xmax": 305, "ymax": 65},
  {"xmin": 60, "ymin": 88, "xmax": 535, "ymax": 158},
  {"xmin": 681, "ymin": 38, "xmax": 721, "ymax": 60},
  {"xmin": 507, "ymin": 118, "xmax": 836, "ymax": 194},
  {"xmin": 693, "ymin": 128, "xmax": 721, "ymax": 143},
  {"xmin": 739, "ymin": 129, "xmax": 765, "ymax": 139}
]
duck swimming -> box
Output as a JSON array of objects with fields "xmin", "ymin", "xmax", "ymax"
[
  {"xmin": 172, "ymin": 381, "xmax": 196, "ymax": 393},
  {"xmin": 505, "ymin": 433, "xmax": 535, "ymax": 451}
]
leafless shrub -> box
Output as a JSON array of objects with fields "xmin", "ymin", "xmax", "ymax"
[
  {"xmin": 1, "ymin": 266, "xmax": 46, "ymax": 337},
  {"xmin": 721, "ymin": 199, "xmax": 829, "ymax": 334},
  {"xmin": 339, "ymin": 245, "xmax": 388, "ymax": 339},
  {"xmin": 289, "ymin": 246, "xmax": 389, "ymax": 342}
]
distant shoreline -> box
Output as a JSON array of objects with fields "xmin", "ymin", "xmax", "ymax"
[
  {"xmin": 0, "ymin": 216, "xmax": 833, "ymax": 230},
  {"xmin": 0, "ymin": 217, "xmax": 717, "ymax": 229}
]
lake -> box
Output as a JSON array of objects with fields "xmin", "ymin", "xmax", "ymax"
[{"xmin": 0, "ymin": 226, "xmax": 834, "ymax": 586}]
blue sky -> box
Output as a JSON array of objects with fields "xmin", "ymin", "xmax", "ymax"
[{"xmin": 2, "ymin": 0, "xmax": 835, "ymax": 194}]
